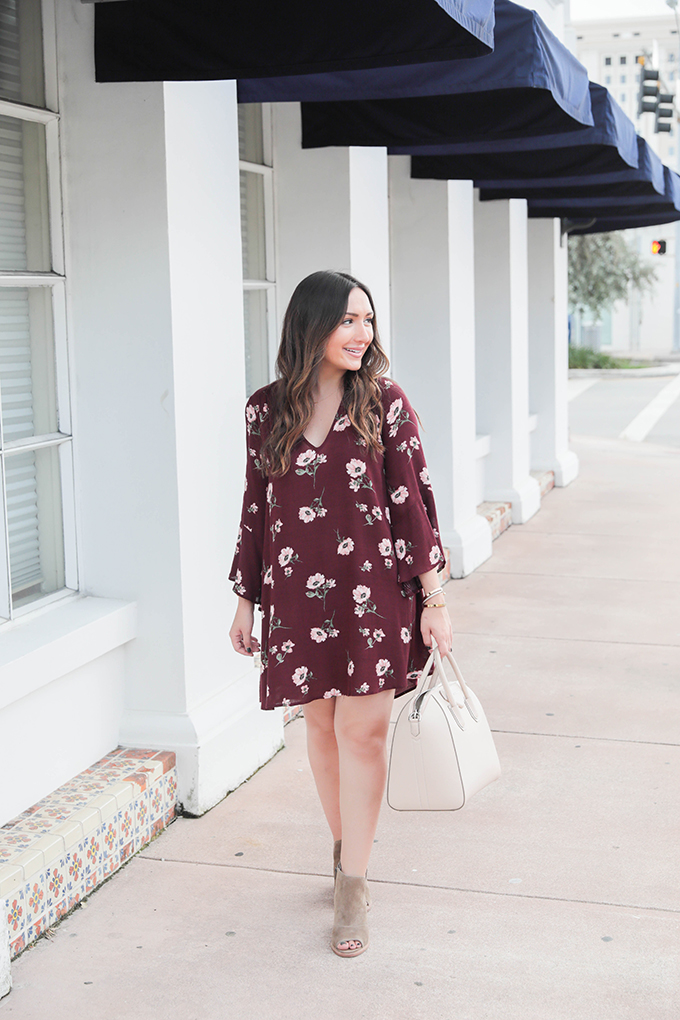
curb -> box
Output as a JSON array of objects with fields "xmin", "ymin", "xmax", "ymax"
[{"xmin": 569, "ymin": 365, "xmax": 680, "ymax": 379}]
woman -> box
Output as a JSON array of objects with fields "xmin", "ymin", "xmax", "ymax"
[{"xmin": 229, "ymin": 270, "xmax": 452, "ymax": 957}]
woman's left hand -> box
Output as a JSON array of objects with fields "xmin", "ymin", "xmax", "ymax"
[{"xmin": 420, "ymin": 605, "xmax": 453, "ymax": 653}]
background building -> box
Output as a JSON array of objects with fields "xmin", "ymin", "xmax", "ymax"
[{"xmin": 572, "ymin": 14, "xmax": 679, "ymax": 355}]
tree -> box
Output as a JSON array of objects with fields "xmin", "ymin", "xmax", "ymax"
[{"xmin": 568, "ymin": 231, "xmax": 658, "ymax": 322}]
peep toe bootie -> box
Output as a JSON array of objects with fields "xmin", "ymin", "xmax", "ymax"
[
  {"xmin": 333, "ymin": 841, "xmax": 371, "ymax": 910},
  {"xmin": 331, "ymin": 865, "xmax": 369, "ymax": 958}
]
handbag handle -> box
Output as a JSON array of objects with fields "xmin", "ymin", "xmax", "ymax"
[{"xmin": 413, "ymin": 645, "xmax": 479, "ymax": 723}]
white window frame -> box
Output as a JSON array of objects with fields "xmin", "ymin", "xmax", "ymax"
[
  {"xmin": 0, "ymin": 0, "xmax": 78, "ymax": 622},
  {"xmin": 239, "ymin": 103, "xmax": 278, "ymax": 386}
]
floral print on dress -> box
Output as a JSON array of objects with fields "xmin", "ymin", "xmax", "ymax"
[{"xmin": 229, "ymin": 379, "xmax": 445, "ymax": 710}]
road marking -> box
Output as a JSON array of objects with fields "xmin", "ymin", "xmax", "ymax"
[
  {"xmin": 619, "ymin": 372, "xmax": 680, "ymax": 442},
  {"xmin": 568, "ymin": 378, "xmax": 598, "ymax": 401}
]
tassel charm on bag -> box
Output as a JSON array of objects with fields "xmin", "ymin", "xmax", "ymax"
[{"xmin": 387, "ymin": 646, "xmax": 501, "ymax": 811}]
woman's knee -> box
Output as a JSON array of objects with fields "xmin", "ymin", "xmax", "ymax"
[
  {"xmin": 334, "ymin": 709, "xmax": 391, "ymax": 760},
  {"xmin": 304, "ymin": 699, "xmax": 337, "ymax": 743}
]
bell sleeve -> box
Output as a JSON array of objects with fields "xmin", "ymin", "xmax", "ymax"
[
  {"xmin": 381, "ymin": 380, "xmax": 445, "ymax": 591},
  {"xmin": 228, "ymin": 396, "xmax": 269, "ymax": 604}
]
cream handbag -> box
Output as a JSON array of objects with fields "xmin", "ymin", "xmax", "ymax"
[{"xmin": 387, "ymin": 646, "xmax": 501, "ymax": 811}]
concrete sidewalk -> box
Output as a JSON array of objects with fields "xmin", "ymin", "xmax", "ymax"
[{"xmin": 3, "ymin": 436, "xmax": 679, "ymax": 1020}]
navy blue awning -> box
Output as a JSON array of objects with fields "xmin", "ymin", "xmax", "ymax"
[
  {"xmin": 406, "ymin": 84, "xmax": 636, "ymax": 181},
  {"xmin": 94, "ymin": 0, "xmax": 494, "ymax": 83},
  {"xmin": 526, "ymin": 166, "xmax": 680, "ymax": 220},
  {"xmin": 477, "ymin": 136, "xmax": 665, "ymax": 201},
  {"xmin": 567, "ymin": 211, "xmax": 680, "ymax": 235},
  {"xmin": 296, "ymin": 0, "xmax": 592, "ymax": 149}
]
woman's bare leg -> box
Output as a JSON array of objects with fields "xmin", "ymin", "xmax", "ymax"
[
  {"xmin": 303, "ymin": 697, "xmax": 341, "ymax": 841},
  {"xmin": 305, "ymin": 690, "xmax": 395, "ymax": 953},
  {"xmin": 334, "ymin": 689, "xmax": 395, "ymax": 878}
]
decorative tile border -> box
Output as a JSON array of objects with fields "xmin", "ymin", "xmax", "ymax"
[
  {"xmin": 531, "ymin": 469, "xmax": 556, "ymax": 498},
  {"xmin": 478, "ymin": 474, "xmax": 554, "ymax": 544},
  {"xmin": 478, "ymin": 500, "xmax": 513, "ymax": 541},
  {"xmin": 0, "ymin": 747, "xmax": 177, "ymax": 961}
]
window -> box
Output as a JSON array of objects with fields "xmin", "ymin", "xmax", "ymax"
[
  {"xmin": 604, "ymin": 57, "xmax": 612, "ymax": 66},
  {"xmin": 670, "ymin": 70, "xmax": 676, "ymax": 82},
  {"xmin": 0, "ymin": 0, "xmax": 76, "ymax": 621},
  {"xmin": 605, "ymin": 75, "xmax": 611, "ymax": 85},
  {"xmin": 238, "ymin": 104, "xmax": 276, "ymax": 398},
  {"xmin": 620, "ymin": 75, "xmax": 626, "ymax": 83},
  {"xmin": 620, "ymin": 56, "xmax": 627, "ymax": 65},
  {"xmin": 669, "ymin": 52, "xmax": 676, "ymax": 62},
  {"xmin": 620, "ymin": 93, "xmax": 626, "ymax": 103}
]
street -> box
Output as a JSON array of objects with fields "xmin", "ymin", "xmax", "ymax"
[{"xmin": 568, "ymin": 370, "xmax": 680, "ymax": 448}]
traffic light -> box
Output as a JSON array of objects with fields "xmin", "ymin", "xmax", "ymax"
[
  {"xmin": 655, "ymin": 91, "xmax": 674, "ymax": 133},
  {"xmin": 638, "ymin": 66, "xmax": 659, "ymax": 117},
  {"xmin": 651, "ymin": 240, "xmax": 667, "ymax": 254}
]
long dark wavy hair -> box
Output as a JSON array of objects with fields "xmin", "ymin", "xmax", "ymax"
[{"xmin": 260, "ymin": 270, "xmax": 390, "ymax": 477}]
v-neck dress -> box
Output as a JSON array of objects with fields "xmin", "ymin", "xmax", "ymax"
[{"xmin": 229, "ymin": 377, "xmax": 445, "ymax": 710}]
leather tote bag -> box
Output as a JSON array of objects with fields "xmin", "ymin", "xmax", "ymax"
[{"xmin": 387, "ymin": 646, "xmax": 501, "ymax": 811}]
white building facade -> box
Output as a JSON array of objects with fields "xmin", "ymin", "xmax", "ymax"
[
  {"xmin": 0, "ymin": 0, "xmax": 577, "ymax": 830},
  {"xmin": 572, "ymin": 14, "xmax": 679, "ymax": 354}
]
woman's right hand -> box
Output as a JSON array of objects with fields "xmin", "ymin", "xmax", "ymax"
[{"xmin": 229, "ymin": 597, "xmax": 261, "ymax": 657}]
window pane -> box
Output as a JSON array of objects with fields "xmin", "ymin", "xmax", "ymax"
[
  {"xmin": 4, "ymin": 442, "xmax": 65, "ymax": 609},
  {"xmin": 244, "ymin": 289, "xmax": 270, "ymax": 397},
  {"xmin": 238, "ymin": 104, "xmax": 264, "ymax": 164},
  {"xmin": 0, "ymin": 287, "xmax": 57, "ymax": 443},
  {"xmin": 240, "ymin": 170, "xmax": 267, "ymax": 280},
  {"xmin": 0, "ymin": 115, "xmax": 51, "ymax": 272},
  {"xmin": 0, "ymin": 0, "xmax": 45, "ymax": 106}
]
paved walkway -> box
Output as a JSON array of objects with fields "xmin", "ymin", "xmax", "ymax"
[{"xmin": 3, "ymin": 436, "xmax": 679, "ymax": 1020}]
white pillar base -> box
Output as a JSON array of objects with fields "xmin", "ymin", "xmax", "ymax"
[
  {"xmin": 552, "ymin": 449, "xmax": 580, "ymax": 488},
  {"xmin": 487, "ymin": 475, "xmax": 541, "ymax": 524},
  {"xmin": 119, "ymin": 670, "xmax": 284, "ymax": 815},
  {"xmin": 443, "ymin": 513, "xmax": 493, "ymax": 578}
]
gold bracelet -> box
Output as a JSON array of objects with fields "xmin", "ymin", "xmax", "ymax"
[{"xmin": 423, "ymin": 602, "xmax": 446, "ymax": 609}]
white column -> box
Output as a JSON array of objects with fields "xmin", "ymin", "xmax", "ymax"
[
  {"xmin": 60, "ymin": 43, "xmax": 282, "ymax": 813},
  {"xmin": 528, "ymin": 218, "xmax": 579, "ymax": 486},
  {"xmin": 273, "ymin": 104, "xmax": 391, "ymax": 352},
  {"xmin": 474, "ymin": 195, "xmax": 541, "ymax": 523},
  {"xmin": 389, "ymin": 158, "xmax": 491, "ymax": 576}
]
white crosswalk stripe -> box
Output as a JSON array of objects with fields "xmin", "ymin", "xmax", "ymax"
[{"xmin": 619, "ymin": 372, "xmax": 680, "ymax": 442}]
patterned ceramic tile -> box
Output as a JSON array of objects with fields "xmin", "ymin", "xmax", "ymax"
[
  {"xmin": 45, "ymin": 859, "xmax": 68, "ymax": 925},
  {"xmin": 0, "ymin": 844, "xmax": 21, "ymax": 863},
  {"xmin": 10, "ymin": 933, "xmax": 26, "ymax": 959},
  {"xmin": 119, "ymin": 749, "xmax": 159, "ymax": 760},
  {"xmin": 165, "ymin": 770, "xmax": 178, "ymax": 812},
  {"xmin": 82, "ymin": 828, "xmax": 103, "ymax": 884},
  {"xmin": 100, "ymin": 814, "xmax": 119, "ymax": 868},
  {"xmin": 148, "ymin": 778, "xmax": 164, "ymax": 826},
  {"xmin": 118, "ymin": 805, "xmax": 135, "ymax": 863},
  {"xmin": 0, "ymin": 832, "xmax": 36, "ymax": 851},
  {"xmin": 133, "ymin": 788, "xmax": 149, "ymax": 837},
  {"xmin": 152, "ymin": 751, "xmax": 176, "ymax": 774},
  {"xmin": 8, "ymin": 816, "xmax": 62, "ymax": 836},
  {"xmin": 64, "ymin": 848, "xmax": 85, "ymax": 909},
  {"xmin": 4, "ymin": 886, "xmax": 25, "ymax": 942},
  {"xmin": 24, "ymin": 874, "xmax": 46, "ymax": 928}
]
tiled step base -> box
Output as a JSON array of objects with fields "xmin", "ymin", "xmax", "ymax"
[
  {"xmin": 477, "ymin": 500, "xmax": 513, "ymax": 541},
  {"xmin": 478, "ymin": 473, "xmax": 555, "ymax": 542},
  {"xmin": 1, "ymin": 747, "xmax": 177, "ymax": 960},
  {"xmin": 531, "ymin": 469, "xmax": 555, "ymax": 498}
]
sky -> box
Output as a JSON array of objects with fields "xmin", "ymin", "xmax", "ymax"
[{"xmin": 570, "ymin": 0, "xmax": 677, "ymax": 19}]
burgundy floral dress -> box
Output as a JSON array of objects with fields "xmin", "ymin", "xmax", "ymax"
[{"xmin": 229, "ymin": 378, "xmax": 445, "ymax": 710}]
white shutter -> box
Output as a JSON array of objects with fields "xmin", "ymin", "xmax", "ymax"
[
  {"xmin": 0, "ymin": 115, "xmax": 27, "ymax": 270},
  {"xmin": 0, "ymin": 288, "xmax": 41, "ymax": 596},
  {"xmin": 0, "ymin": 0, "xmax": 20, "ymax": 103}
]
